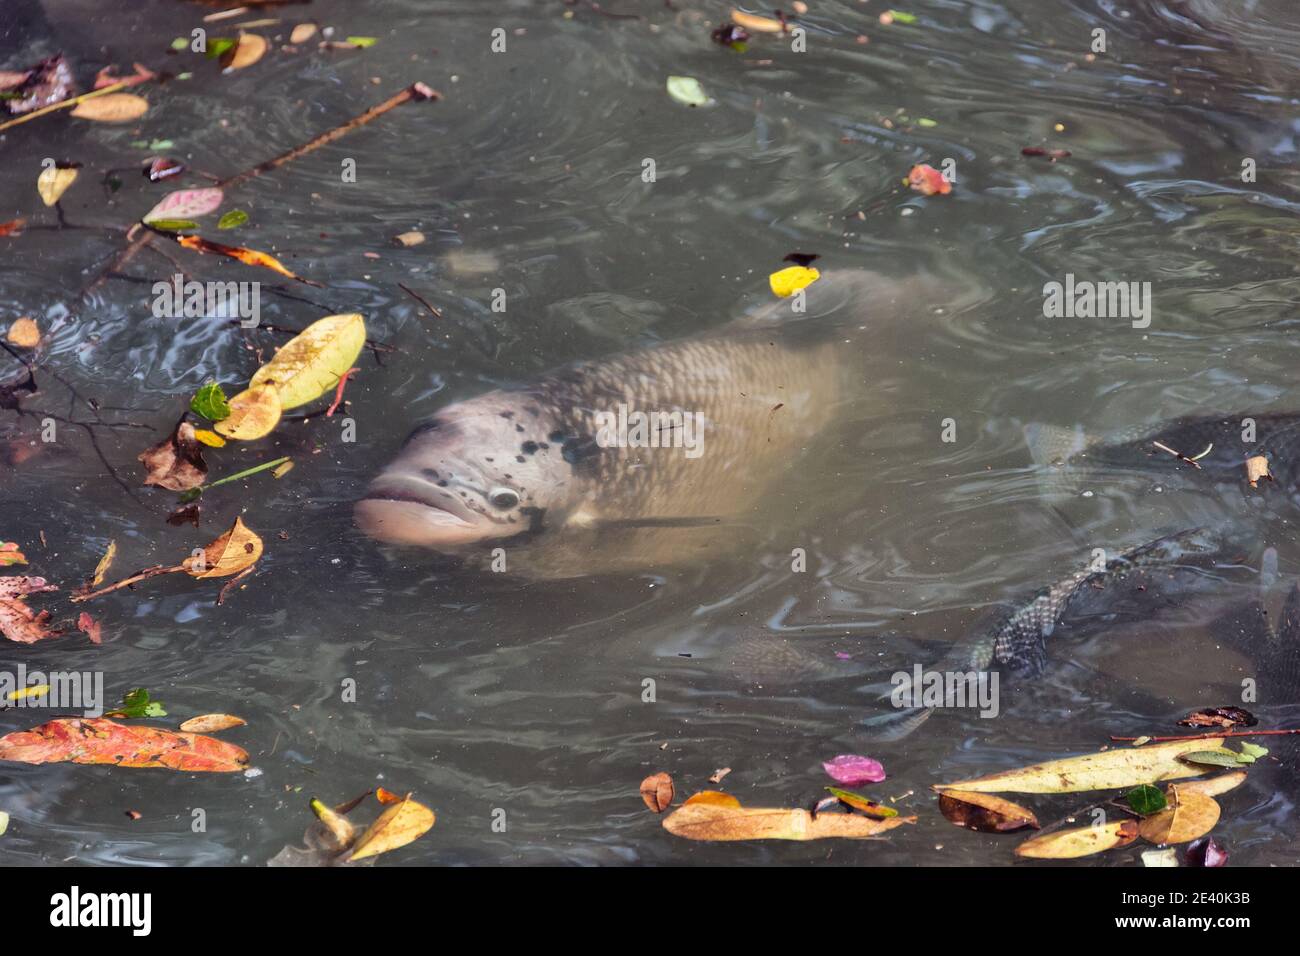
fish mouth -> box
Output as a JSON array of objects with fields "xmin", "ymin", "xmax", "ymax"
[{"xmin": 354, "ymin": 475, "xmax": 496, "ymax": 549}]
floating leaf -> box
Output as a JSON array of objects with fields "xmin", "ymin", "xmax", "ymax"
[
  {"xmin": 1141, "ymin": 848, "xmax": 1178, "ymax": 867},
  {"xmin": 393, "ymin": 230, "xmax": 425, "ymax": 247},
  {"xmin": 1186, "ymin": 836, "xmax": 1228, "ymax": 867},
  {"xmin": 185, "ymin": 517, "xmax": 263, "ymax": 579},
  {"xmin": 938, "ymin": 790, "xmax": 1038, "ymax": 832},
  {"xmin": 826, "ymin": 787, "xmax": 898, "ymax": 819},
  {"xmin": 770, "ymin": 265, "xmax": 821, "ymax": 298},
  {"xmin": 76, "ymin": 612, "xmax": 102, "ymax": 644},
  {"xmin": 271, "ymin": 459, "xmax": 294, "ymax": 479},
  {"xmin": 0, "ymin": 811, "xmax": 8, "ymax": 837},
  {"xmin": 221, "ymin": 33, "xmax": 267, "ymax": 71},
  {"xmin": 309, "ymin": 797, "xmax": 356, "ymax": 851},
  {"xmin": 345, "ymin": 37, "xmax": 378, "ymax": 48},
  {"xmin": 1246, "ymin": 455, "xmax": 1272, "ymax": 488},
  {"xmin": 248, "ymin": 313, "xmax": 367, "ymax": 410},
  {"xmin": 640, "ymin": 772, "xmax": 674, "ymax": 813},
  {"xmin": 1179, "ymin": 750, "xmax": 1243, "ymax": 769},
  {"xmin": 147, "ymin": 156, "xmax": 185, "ymax": 181},
  {"xmin": 1015, "ymin": 820, "xmax": 1139, "ymax": 859},
  {"xmin": 0, "ymin": 717, "xmax": 247, "ymax": 772},
  {"xmin": 346, "ymin": 793, "xmax": 435, "ymax": 861},
  {"xmin": 6, "ymin": 317, "xmax": 40, "ymax": 349},
  {"xmin": 683, "ymin": 790, "xmax": 741, "ymax": 809},
  {"xmin": 143, "ymin": 187, "xmax": 224, "ymax": 224},
  {"xmin": 193, "ymin": 429, "xmax": 226, "ymax": 448},
  {"xmin": 217, "ymin": 209, "xmax": 248, "ymax": 230},
  {"xmin": 375, "ymin": 788, "xmax": 403, "ymax": 806},
  {"xmin": 666, "ymin": 75, "xmax": 710, "ymax": 107},
  {"xmin": 1176, "ymin": 771, "xmax": 1246, "ymax": 797},
  {"xmin": 176, "ymin": 235, "xmax": 317, "ymax": 285},
  {"xmin": 91, "ymin": 540, "xmax": 116, "ymax": 587},
  {"xmin": 906, "ymin": 163, "xmax": 951, "ymax": 196},
  {"xmin": 729, "ymin": 8, "xmax": 786, "ymax": 33},
  {"xmin": 145, "ymin": 219, "xmax": 197, "ymax": 233},
  {"xmin": 885, "ymin": 10, "xmax": 919, "ymax": 25},
  {"xmin": 822, "ymin": 755, "xmax": 886, "ymax": 788},
  {"xmin": 111, "ymin": 688, "xmax": 167, "ymax": 718},
  {"xmin": 0, "ymin": 218, "xmax": 26, "ymax": 237},
  {"xmin": 215, "ymin": 385, "xmax": 282, "ymax": 441},
  {"xmin": 70, "ymin": 93, "xmax": 149, "ymax": 122},
  {"xmin": 0, "ymin": 543, "xmax": 26, "ymax": 567},
  {"xmin": 1238, "ymin": 742, "xmax": 1268, "ymax": 762},
  {"xmin": 663, "ymin": 799, "xmax": 916, "ymax": 842},
  {"xmin": 205, "ymin": 38, "xmax": 237, "ymax": 60},
  {"xmin": 37, "ymin": 164, "xmax": 78, "ymax": 206},
  {"xmin": 179, "ymin": 714, "xmax": 246, "ymax": 734},
  {"xmin": 1138, "ymin": 787, "xmax": 1220, "ymax": 845},
  {"xmin": 0, "ymin": 576, "xmax": 59, "ymax": 644},
  {"xmin": 138, "ymin": 421, "xmax": 207, "ymax": 491},
  {"xmin": 1178, "ymin": 706, "xmax": 1257, "ymax": 729},
  {"xmin": 190, "ymin": 381, "xmax": 232, "ymax": 421},
  {"xmin": 1126, "ymin": 784, "xmax": 1167, "ymax": 815},
  {"xmin": 289, "ymin": 23, "xmax": 318, "ymax": 44},
  {"xmin": 934, "ymin": 739, "xmax": 1236, "ymax": 794}
]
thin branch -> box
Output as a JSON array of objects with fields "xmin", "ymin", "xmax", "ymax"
[{"xmin": 397, "ymin": 282, "xmax": 443, "ymax": 318}]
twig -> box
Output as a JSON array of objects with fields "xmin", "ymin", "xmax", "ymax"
[
  {"xmin": 1110, "ymin": 728, "xmax": 1300, "ymax": 743},
  {"xmin": 326, "ymin": 368, "xmax": 359, "ymax": 417},
  {"xmin": 216, "ymin": 82, "xmax": 440, "ymax": 190},
  {"xmin": 216, "ymin": 565, "xmax": 255, "ymax": 606},
  {"xmin": 397, "ymin": 282, "xmax": 443, "ymax": 318},
  {"xmin": 0, "ymin": 81, "xmax": 128, "ymax": 134},
  {"xmin": 71, "ymin": 564, "xmax": 183, "ymax": 602}
]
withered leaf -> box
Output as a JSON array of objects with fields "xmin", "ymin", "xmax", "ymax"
[
  {"xmin": 138, "ymin": 421, "xmax": 207, "ymax": 491},
  {"xmin": 346, "ymin": 793, "xmax": 435, "ymax": 861},
  {"xmin": 0, "ymin": 576, "xmax": 60, "ymax": 644},
  {"xmin": 1178, "ymin": 706, "xmax": 1256, "ymax": 729},
  {"xmin": 938, "ymin": 789, "xmax": 1039, "ymax": 832},
  {"xmin": 1015, "ymin": 820, "xmax": 1139, "ymax": 859},
  {"xmin": 184, "ymin": 517, "xmax": 263, "ymax": 579},
  {"xmin": 0, "ymin": 717, "xmax": 248, "ymax": 772},
  {"xmin": 640, "ymin": 772, "xmax": 674, "ymax": 813},
  {"xmin": 178, "ymin": 713, "xmax": 245, "ymax": 734},
  {"xmin": 663, "ymin": 799, "xmax": 916, "ymax": 842}
]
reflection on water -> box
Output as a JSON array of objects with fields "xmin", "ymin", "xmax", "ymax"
[{"xmin": 0, "ymin": 0, "xmax": 1297, "ymax": 865}]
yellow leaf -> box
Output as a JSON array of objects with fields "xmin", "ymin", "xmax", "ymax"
[
  {"xmin": 185, "ymin": 517, "xmax": 263, "ymax": 579},
  {"xmin": 214, "ymin": 386, "xmax": 282, "ymax": 441},
  {"xmin": 731, "ymin": 8, "xmax": 787, "ymax": 33},
  {"xmin": 1175, "ymin": 770, "xmax": 1247, "ymax": 797},
  {"xmin": 271, "ymin": 459, "xmax": 294, "ymax": 479},
  {"xmin": 37, "ymin": 166, "xmax": 78, "ymax": 206},
  {"xmin": 221, "ymin": 32, "xmax": 268, "ymax": 71},
  {"xmin": 663, "ymin": 800, "xmax": 916, "ymax": 841},
  {"xmin": 933, "ymin": 739, "xmax": 1236, "ymax": 794},
  {"xmin": 178, "ymin": 714, "xmax": 246, "ymax": 734},
  {"xmin": 346, "ymin": 793, "xmax": 435, "ymax": 861},
  {"xmin": 6, "ymin": 317, "xmax": 41, "ymax": 349},
  {"xmin": 70, "ymin": 92, "xmax": 149, "ymax": 122},
  {"xmin": 192, "ymin": 428, "xmax": 227, "ymax": 448},
  {"xmin": 309, "ymin": 796, "xmax": 357, "ymax": 852},
  {"xmin": 289, "ymin": 23, "xmax": 318, "ymax": 44},
  {"xmin": 6, "ymin": 684, "xmax": 50, "ymax": 702},
  {"xmin": 683, "ymin": 790, "xmax": 741, "ymax": 809},
  {"xmin": 1138, "ymin": 786, "xmax": 1220, "ymax": 845},
  {"xmin": 1015, "ymin": 820, "xmax": 1138, "ymax": 859},
  {"xmin": 769, "ymin": 266, "xmax": 820, "ymax": 298},
  {"xmin": 393, "ymin": 230, "xmax": 425, "ymax": 247},
  {"xmin": 91, "ymin": 539, "xmax": 117, "ymax": 587},
  {"xmin": 249, "ymin": 313, "xmax": 366, "ymax": 410}
]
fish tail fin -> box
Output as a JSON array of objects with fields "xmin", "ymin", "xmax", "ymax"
[
  {"xmin": 859, "ymin": 705, "xmax": 935, "ymax": 741},
  {"xmin": 1023, "ymin": 422, "xmax": 1091, "ymax": 497}
]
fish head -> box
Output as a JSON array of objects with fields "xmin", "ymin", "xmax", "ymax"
[{"xmin": 355, "ymin": 394, "xmax": 575, "ymax": 550}]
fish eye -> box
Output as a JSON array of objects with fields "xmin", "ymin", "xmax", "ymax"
[{"xmin": 487, "ymin": 488, "xmax": 520, "ymax": 510}]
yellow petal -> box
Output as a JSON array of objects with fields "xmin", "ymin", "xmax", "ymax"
[{"xmin": 769, "ymin": 266, "xmax": 820, "ymax": 298}]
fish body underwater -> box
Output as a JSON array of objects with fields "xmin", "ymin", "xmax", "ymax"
[{"xmin": 356, "ymin": 269, "xmax": 964, "ymax": 576}]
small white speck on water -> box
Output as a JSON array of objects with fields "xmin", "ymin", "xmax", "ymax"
[
  {"xmin": 1081, "ymin": 490, "xmax": 1094, "ymax": 497},
  {"xmin": 900, "ymin": 208, "xmax": 915, "ymax": 216}
]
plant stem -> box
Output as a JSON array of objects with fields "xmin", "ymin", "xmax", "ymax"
[{"xmin": 1110, "ymin": 729, "xmax": 1300, "ymax": 743}]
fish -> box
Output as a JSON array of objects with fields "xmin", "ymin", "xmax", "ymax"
[
  {"xmin": 1024, "ymin": 413, "xmax": 1300, "ymax": 499},
  {"xmin": 860, "ymin": 527, "xmax": 1239, "ymax": 739},
  {"xmin": 356, "ymin": 269, "xmax": 968, "ymax": 576}
]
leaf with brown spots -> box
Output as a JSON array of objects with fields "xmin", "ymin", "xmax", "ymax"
[
  {"xmin": 1137, "ymin": 786, "xmax": 1221, "ymax": 845},
  {"xmin": 938, "ymin": 789, "xmax": 1039, "ymax": 832},
  {"xmin": 0, "ymin": 576, "xmax": 59, "ymax": 644},
  {"xmin": 184, "ymin": 517, "xmax": 263, "ymax": 579},
  {"xmin": 0, "ymin": 717, "xmax": 248, "ymax": 772},
  {"xmin": 1015, "ymin": 820, "xmax": 1138, "ymax": 859},
  {"xmin": 663, "ymin": 798, "xmax": 916, "ymax": 842}
]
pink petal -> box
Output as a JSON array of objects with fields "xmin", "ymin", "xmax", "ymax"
[{"xmin": 823, "ymin": 754, "xmax": 886, "ymax": 786}]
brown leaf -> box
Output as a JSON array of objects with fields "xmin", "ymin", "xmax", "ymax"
[
  {"xmin": 938, "ymin": 790, "xmax": 1040, "ymax": 832},
  {"xmin": 177, "ymin": 235, "xmax": 319, "ymax": 285},
  {"xmin": 1015, "ymin": 820, "xmax": 1139, "ymax": 859},
  {"xmin": 709, "ymin": 767, "xmax": 732, "ymax": 784},
  {"xmin": 0, "ymin": 576, "xmax": 60, "ymax": 644},
  {"xmin": 70, "ymin": 92, "xmax": 149, "ymax": 122},
  {"xmin": 178, "ymin": 714, "xmax": 246, "ymax": 734},
  {"xmin": 1138, "ymin": 786, "xmax": 1221, "ymax": 845},
  {"xmin": 346, "ymin": 793, "xmax": 435, "ymax": 861},
  {"xmin": 6, "ymin": 318, "xmax": 40, "ymax": 349},
  {"xmin": 185, "ymin": 517, "xmax": 263, "ymax": 579},
  {"xmin": 0, "ymin": 717, "xmax": 248, "ymax": 772},
  {"xmin": 138, "ymin": 421, "xmax": 207, "ymax": 491},
  {"xmin": 1178, "ymin": 706, "xmax": 1256, "ymax": 729},
  {"xmin": 166, "ymin": 503, "xmax": 201, "ymax": 528},
  {"xmin": 663, "ymin": 799, "xmax": 916, "ymax": 842},
  {"xmin": 640, "ymin": 772, "xmax": 674, "ymax": 813},
  {"xmin": 1246, "ymin": 455, "xmax": 1273, "ymax": 489}
]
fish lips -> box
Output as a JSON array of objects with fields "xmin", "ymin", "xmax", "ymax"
[{"xmin": 355, "ymin": 476, "xmax": 503, "ymax": 549}]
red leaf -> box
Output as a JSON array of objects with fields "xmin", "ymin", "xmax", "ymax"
[
  {"xmin": 0, "ymin": 718, "xmax": 249, "ymax": 772},
  {"xmin": 0, "ymin": 576, "xmax": 60, "ymax": 644},
  {"xmin": 76, "ymin": 612, "xmax": 103, "ymax": 645},
  {"xmin": 906, "ymin": 163, "xmax": 951, "ymax": 196}
]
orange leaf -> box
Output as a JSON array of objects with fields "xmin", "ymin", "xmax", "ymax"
[
  {"xmin": 906, "ymin": 163, "xmax": 951, "ymax": 196},
  {"xmin": 0, "ymin": 717, "xmax": 249, "ymax": 772},
  {"xmin": 177, "ymin": 235, "xmax": 320, "ymax": 286},
  {"xmin": 178, "ymin": 714, "xmax": 246, "ymax": 734},
  {"xmin": 683, "ymin": 790, "xmax": 741, "ymax": 809},
  {"xmin": 664, "ymin": 801, "xmax": 916, "ymax": 841},
  {"xmin": 184, "ymin": 517, "xmax": 263, "ymax": 579}
]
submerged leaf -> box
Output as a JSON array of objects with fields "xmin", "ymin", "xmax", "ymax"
[{"xmin": 938, "ymin": 790, "xmax": 1039, "ymax": 832}]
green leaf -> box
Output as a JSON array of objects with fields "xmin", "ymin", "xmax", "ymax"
[
  {"xmin": 170, "ymin": 37, "xmax": 189, "ymax": 51},
  {"xmin": 217, "ymin": 209, "xmax": 249, "ymax": 230},
  {"xmin": 346, "ymin": 36, "xmax": 378, "ymax": 47},
  {"xmin": 1179, "ymin": 750, "xmax": 1243, "ymax": 768},
  {"xmin": 1126, "ymin": 784, "xmax": 1166, "ymax": 815},
  {"xmin": 206, "ymin": 38, "xmax": 236, "ymax": 60},
  {"xmin": 145, "ymin": 219, "xmax": 198, "ymax": 232},
  {"xmin": 887, "ymin": 10, "xmax": 919, "ymax": 24},
  {"xmin": 115, "ymin": 688, "xmax": 167, "ymax": 719},
  {"xmin": 149, "ymin": 139, "xmax": 175, "ymax": 151},
  {"xmin": 916, "ymin": 117, "xmax": 938, "ymax": 128},
  {"xmin": 666, "ymin": 76, "xmax": 710, "ymax": 108},
  {"xmin": 1238, "ymin": 742, "xmax": 1268, "ymax": 761},
  {"xmin": 190, "ymin": 381, "xmax": 232, "ymax": 421}
]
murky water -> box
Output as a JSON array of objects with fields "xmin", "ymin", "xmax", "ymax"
[{"xmin": 1, "ymin": 0, "xmax": 1298, "ymax": 865}]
